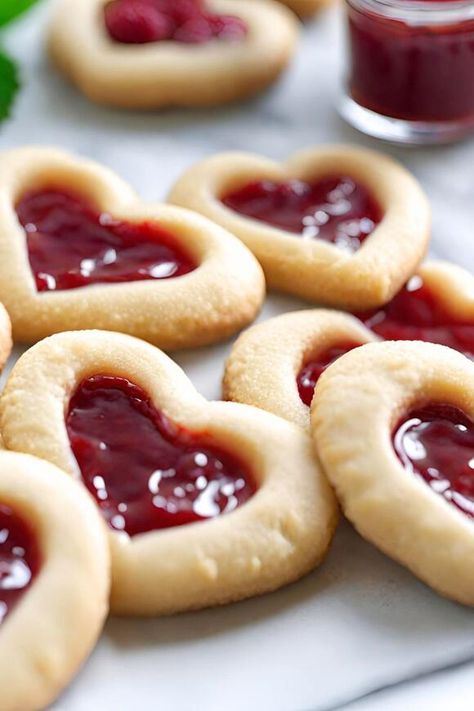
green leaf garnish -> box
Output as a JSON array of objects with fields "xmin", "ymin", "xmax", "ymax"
[
  {"xmin": 0, "ymin": 0, "xmax": 39, "ymax": 27},
  {"xmin": 0, "ymin": 51, "xmax": 19, "ymax": 122}
]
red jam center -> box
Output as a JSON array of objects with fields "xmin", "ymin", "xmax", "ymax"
[
  {"xmin": 356, "ymin": 275, "xmax": 474, "ymax": 358},
  {"xmin": 104, "ymin": 0, "xmax": 247, "ymax": 45},
  {"xmin": 346, "ymin": 0, "xmax": 474, "ymax": 122},
  {"xmin": 222, "ymin": 176, "xmax": 382, "ymax": 253},
  {"xmin": 297, "ymin": 343, "xmax": 361, "ymax": 407},
  {"xmin": 0, "ymin": 505, "xmax": 39, "ymax": 624},
  {"xmin": 16, "ymin": 189, "xmax": 195, "ymax": 292},
  {"xmin": 66, "ymin": 376, "xmax": 256, "ymax": 536},
  {"xmin": 394, "ymin": 404, "xmax": 474, "ymax": 518}
]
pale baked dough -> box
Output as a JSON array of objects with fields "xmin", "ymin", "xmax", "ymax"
[
  {"xmin": 48, "ymin": 0, "xmax": 299, "ymax": 108},
  {"xmin": 415, "ymin": 260, "xmax": 474, "ymax": 320},
  {"xmin": 1, "ymin": 330, "xmax": 338, "ymax": 616},
  {"xmin": 224, "ymin": 309, "xmax": 377, "ymax": 430},
  {"xmin": 0, "ymin": 302, "xmax": 13, "ymax": 373},
  {"xmin": 312, "ymin": 341, "xmax": 474, "ymax": 606},
  {"xmin": 168, "ymin": 145, "xmax": 431, "ymax": 309},
  {"xmin": 0, "ymin": 451, "xmax": 110, "ymax": 711},
  {"xmin": 0, "ymin": 146, "xmax": 265, "ymax": 347},
  {"xmin": 278, "ymin": 0, "xmax": 333, "ymax": 17}
]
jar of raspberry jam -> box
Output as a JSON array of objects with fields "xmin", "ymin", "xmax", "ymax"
[{"xmin": 339, "ymin": 0, "xmax": 474, "ymax": 144}]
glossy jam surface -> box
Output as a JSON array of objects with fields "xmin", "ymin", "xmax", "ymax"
[
  {"xmin": 0, "ymin": 505, "xmax": 39, "ymax": 624},
  {"xmin": 17, "ymin": 189, "xmax": 195, "ymax": 292},
  {"xmin": 66, "ymin": 376, "xmax": 256, "ymax": 536},
  {"xmin": 105, "ymin": 0, "xmax": 247, "ymax": 45},
  {"xmin": 356, "ymin": 275, "xmax": 474, "ymax": 357},
  {"xmin": 222, "ymin": 176, "xmax": 382, "ymax": 253},
  {"xmin": 394, "ymin": 404, "xmax": 474, "ymax": 518},
  {"xmin": 346, "ymin": 0, "xmax": 474, "ymax": 122},
  {"xmin": 297, "ymin": 343, "xmax": 361, "ymax": 406}
]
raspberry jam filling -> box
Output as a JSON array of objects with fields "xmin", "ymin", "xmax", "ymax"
[
  {"xmin": 66, "ymin": 376, "xmax": 256, "ymax": 536},
  {"xmin": 297, "ymin": 343, "xmax": 361, "ymax": 407},
  {"xmin": 104, "ymin": 0, "xmax": 247, "ymax": 45},
  {"xmin": 356, "ymin": 275, "xmax": 474, "ymax": 358},
  {"xmin": 394, "ymin": 404, "xmax": 474, "ymax": 518},
  {"xmin": 222, "ymin": 176, "xmax": 382, "ymax": 253},
  {"xmin": 16, "ymin": 189, "xmax": 195, "ymax": 292},
  {"xmin": 0, "ymin": 505, "xmax": 40, "ymax": 624}
]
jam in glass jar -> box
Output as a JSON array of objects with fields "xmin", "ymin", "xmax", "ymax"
[{"xmin": 340, "ymin": 0, "xmax": 474, "ymax": 144}]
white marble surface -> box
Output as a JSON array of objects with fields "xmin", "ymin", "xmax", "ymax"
[{"xmin": 2, "ymin": 2, "xmax": 474, "ymax": 710}]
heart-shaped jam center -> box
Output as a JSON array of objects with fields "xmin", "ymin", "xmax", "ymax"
[
  {"xmin": 356, "ymin": 275, "xmax": 474, "ymax": 357},
  {"xmin": 394, "ymin": 404, "xmax": 474, "ymax": 518},
  {"xmin": 17, "ymin": 189, "xmax": 196, "ymax": 292},
  {"xmin": 221, "ymin": 176, "xmax": 382, "ymax": 253},
  {"xmin": 297, "ymin": 343, "xmax": 361, "ymax": 406},
  {"xmin": 66, "ymin": 376, "xmax": 256, "ymax": 536},
  {"xmin": 0, "ymin": 505, "xmax": 39, "ymax": 624},
  {"xmin": 104, "ymin": 0, "xmax": 247, "ymax": 45}
]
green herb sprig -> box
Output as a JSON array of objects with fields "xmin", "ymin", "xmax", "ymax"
[{"xmin": 0, "ymin": 0, "xmax": 39, "ymax": 123}]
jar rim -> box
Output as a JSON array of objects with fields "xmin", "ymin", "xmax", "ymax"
[{"xmin": 345, "ymin": 0, "xmax": 474, "ymax": 24}]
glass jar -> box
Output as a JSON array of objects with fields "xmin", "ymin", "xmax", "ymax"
[{"xmin": 339, "ymin": 0, "xmax": 474, "ymax": 144}]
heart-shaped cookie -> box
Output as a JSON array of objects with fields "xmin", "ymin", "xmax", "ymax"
[
  {"xmin": 312, "ymin": 340, "xmax": 474, "ymax": 605},
  {"xmin": 224, "ymin": 309, "xmax": 377, "ymax": 430},
  {"xmin": 48, "ymin": 0, "xmax": 299, "ymax": 108},
  {"xmin": 169, "ymin": 145, "xmax": 431, "ymax": 309},
  {"xmin": 0, "ymin": 147, "xmax": 264, "ymax": 347},
  {"xmin": 353, "ymin": 260, "xmax": 474, "ymax": 356},
  {"xmin": 223, "ymin": 261, "xmax": 474, "ymax": 430},
  {"xmin": 0, "ymin": 330, "xmax": 338, "ymax": 616},
  {"xmin": 0, "ymin": 450, "xmax": 109, "ymax": 711}
]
